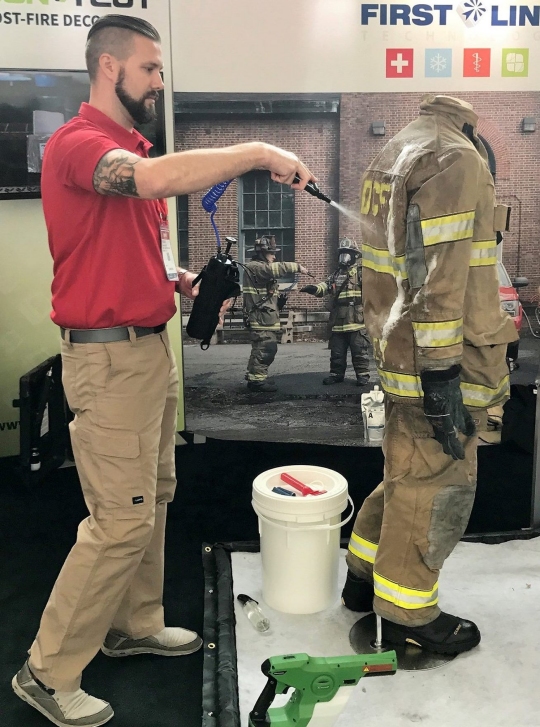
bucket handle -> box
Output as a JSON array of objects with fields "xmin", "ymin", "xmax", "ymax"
[{"xmin": 252, "ymin": 495, "xmax": 355, "ymax": 532}]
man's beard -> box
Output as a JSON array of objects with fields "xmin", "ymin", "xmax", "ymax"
[{"xmin": 115, "ymin": 69, "xmax": 158, "ymax": 125}]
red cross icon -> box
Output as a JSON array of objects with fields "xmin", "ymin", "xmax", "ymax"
[{"xmin": 386, "ymin": 49, "xmax": 414, "ymax": 78}]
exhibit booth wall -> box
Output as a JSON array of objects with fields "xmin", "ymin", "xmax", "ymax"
[
  {"xmin": 0, "ymin": 1, "xmax": 184, "ymax": 457},
  {"xmin": 171, "ymin": 0, "xmax": 540, "ymax": 93}
]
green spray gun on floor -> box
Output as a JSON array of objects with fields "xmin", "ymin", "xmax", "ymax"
[{"xmin": 248, "ymin": 651, "xmax": 397, "ymax": 727}]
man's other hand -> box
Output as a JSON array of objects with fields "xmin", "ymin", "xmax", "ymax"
[
  {"xmin": 176, "ymin": 269, "xmax": 199, "ymax": 299},
  {"xmin": 218, "ymin": 297, "xmax": 233, "ymax": 326}
]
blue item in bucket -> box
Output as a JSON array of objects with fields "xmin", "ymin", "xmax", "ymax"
[{"xmin": 272, "ymin": 487, "xmax": 296, "ymax": 496}]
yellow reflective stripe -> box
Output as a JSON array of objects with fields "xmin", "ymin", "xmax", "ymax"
[
  {"xmin": 461, "ymin": 376, "xmax": 510, "ymax": 408},
  {"xmin": 242, "ymin": 287, "xmax": 260, "ymax": 294},
  {"xmin": 351, "ymin": 532, "xmax": 378, "ymax": 551},
  {"xmin": 362, "ymin": 245, "xmax": 394, "ymax": 275},
  {"xmin": 338, "ymin": 290, "xmax": 362, "ymax": 299},
  {"xmin": 379, "ymin": 370, "xmax": 509, "ymax": 407},
  {"xmin": 391, "ymin": 255, "xmax": 408, "ymax": 278},
  {"xmin": 270, "ymin": 262, "xmax": 298, "ymax": 276},
  {"xmin": 421, "ymin": 210, "xmax": 475, "ymax": 247},
  {"xmin": 378, "ymin": 370, "xmax": 422, "ymax": 399},
  {"xmin": 362, "ymin": 244, "xmax": 408, "ymax": 279},
  {"xmin": 374, "ymin": 572, "xmax": 439, "ymax": 609},
  {"xmin": 247, "ymin": 374, "xmax": 267, "ymax": 381},
  {"xmin": 348, "ymin": 533, "xmax": 378, "ymax": 564},
  {"xmin": 470, "ymin": 258, "xmax": 497, "ymax": 267},
  {"xmin": 316, "ymin": 284, "xmax": 327, "ymax": 295},
  {"xmin": 471, "ymin": 239, "xmax": 496, "ymax": 249},
  {"xmin": 412, "ymin": 319, "xmax": 463, "ymax": 348},
  {"xmin": 363, "ymin": 258, "xmax": 394, "ymax": 275},
  {"xmin": 250, "ymin": 323, "xmax": 281, "ymax": 330},
  {"xmin": 333, "ymin": 323, "xmax": 365, "ymax": 332},
  {"xmin": 470, "ymin": 239, "xmax": 497, "ymax": 267}
]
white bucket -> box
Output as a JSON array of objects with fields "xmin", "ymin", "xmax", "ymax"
[{"xmin": 252, "ymin": 465, "xmax": 353, "ymax": 614}]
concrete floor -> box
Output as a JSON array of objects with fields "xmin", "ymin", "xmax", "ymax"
[
  {"xmin": 183, "ymin": 338, "xmax": 378, "ymax": 446},
  {"xmin": 182, "ymin": 328, "xmax": 540, "ymax": 446}
]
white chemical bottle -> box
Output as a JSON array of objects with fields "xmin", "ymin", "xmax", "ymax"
[{"xmin": 361, "ymin": 385, "xmax": 385, "ymax": 443}]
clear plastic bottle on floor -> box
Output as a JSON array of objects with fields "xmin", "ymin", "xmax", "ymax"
[{"xmin": 237, "ymin": 594, "xmax": 270, "ymax": 632}]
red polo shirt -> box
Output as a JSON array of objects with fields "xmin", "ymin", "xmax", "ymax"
[{"xmin": 41, "ymin": 102, "xmax": 176, "ymax": 329}]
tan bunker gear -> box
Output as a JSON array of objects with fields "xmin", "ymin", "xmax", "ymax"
[
  {"xmin": 302, "ymin": 239, "xmax": 370, "ymax": 382},
  {"xmin": 346, "ymin": 95, "xmax": 517, "ymax": 626},
  {"xmin": 243, "ymin": 255, "xmax": 302, "ymax": 384}
]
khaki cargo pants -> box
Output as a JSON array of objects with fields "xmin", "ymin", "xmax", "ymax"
[
  {"xmin": 28, "ymin": 328, "xmax": 178, "ymax": 691},
  {"xmin": 346, "ymin": 399, "xmax": 486, "ymax": 627}
]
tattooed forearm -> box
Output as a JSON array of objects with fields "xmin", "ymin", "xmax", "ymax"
[{"xmin": 93, "ymin": 151, "xmax": 141, "ymax": 197}]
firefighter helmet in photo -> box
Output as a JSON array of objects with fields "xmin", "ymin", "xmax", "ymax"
[
  {"xmin": 247, "ymin": 234, "xmax": 281, "ymax": 255},
  {"xmin": 337, "ymin": 238, "xmax": 360, "ymax": 267}
]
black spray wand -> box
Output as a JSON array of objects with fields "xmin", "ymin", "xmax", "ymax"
[{"xmin": 293, "ymin": 174, "xmax": 333, "ymax": 204}]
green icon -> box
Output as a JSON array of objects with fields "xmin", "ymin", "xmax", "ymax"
[{"xmin": 502, "ymin": 48, "xmax": 529, "ymax": 77}]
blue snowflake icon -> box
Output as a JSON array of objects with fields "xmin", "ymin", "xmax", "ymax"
[
  {"xmin": 425, "ymin": 49, "xmax": 452, "ymax": 78},
  {"xmin": 457, "ymin": 0, "xmax": 486, "ymax": 28},
  {"xmin": 430, "ymin": 54, "xmax": 447, "ymax": 73}
]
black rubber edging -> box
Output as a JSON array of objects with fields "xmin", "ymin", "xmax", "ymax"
[{"xmin": 202, "ymin": 543, "xmax": 259, "ymax": 727}]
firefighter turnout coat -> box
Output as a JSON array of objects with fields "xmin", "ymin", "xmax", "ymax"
[
  {"xmin": 360, "ymin": 94, "xmax": 517, "ymax": 409},
  {"xmin": 242, "ymin": 260, "xmax": 301, "ymax": 331},
  {"xmin": 313, "ymin": 264, "xmax": 366, "ymax": 333}
]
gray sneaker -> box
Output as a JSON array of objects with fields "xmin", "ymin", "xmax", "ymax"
[
  {"xmin": 12, "ymin": 661, "xmax": 114, "ymax": 727},
  {"xmin": 102, "ymin": 627, "xmax": 202, "ymax": 657}
]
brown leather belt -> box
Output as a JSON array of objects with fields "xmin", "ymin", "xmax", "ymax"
[{"xmin": 60, "ymin": 324, "xmax": 166, "ymax": 343}]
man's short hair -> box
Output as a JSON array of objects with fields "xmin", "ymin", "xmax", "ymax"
[{"xmin": 85, "ymin": 15, "xmax": 161, "ymax": 82}]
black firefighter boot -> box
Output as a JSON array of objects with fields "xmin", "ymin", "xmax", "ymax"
[
  {"xmin": 247, "ymin": 380, "xmax": 277, "ymax": 393},
  {"xmin": 356, "ymin": 373, "xmax": 370, "ymax": 387},
  {"xmin": 323, "ymin": 374, "xmax": 345, "ymax": 385},
  {"xmin": 341, "ymin": 570, "xmax": 374, "ymax": 612},
  {"xmin": 381, "ymin": 612, "xmax": 481, "ymax": 655}
]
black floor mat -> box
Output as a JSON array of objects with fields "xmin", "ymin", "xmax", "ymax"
[{"xmin": 0, "ymin": 435, "xmax": 534, "ymax": 726}]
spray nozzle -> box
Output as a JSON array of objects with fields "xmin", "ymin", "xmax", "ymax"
[
  {"xmin": 293, "ymin": 174, "xmax": 333, "ymax": 205},
  {"xmin": 224, "ymin": 236, "xmax": 237, "ymax": 257}
]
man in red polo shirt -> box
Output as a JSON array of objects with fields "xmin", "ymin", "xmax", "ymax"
[{"xmin": 12, "ymin": 15, "xmax": 315, "ymax": 727}]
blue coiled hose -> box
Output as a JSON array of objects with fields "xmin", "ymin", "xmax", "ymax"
[
  {"xmin": 201, "ymin": 180, "xmax": 232, "ymax": 250},
  {"xmin": 201, "ymin": 180, "xmax": 232, "ymax": 213}
]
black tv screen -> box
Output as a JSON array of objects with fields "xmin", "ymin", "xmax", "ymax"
[{"xmin": 0, "ymin": 69, "xmax": 166, "ymax": 200}]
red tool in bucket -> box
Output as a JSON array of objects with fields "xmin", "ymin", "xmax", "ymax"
[{"xmin": 280, "ymin": 472, "xmax": 327, "ymax": 496}]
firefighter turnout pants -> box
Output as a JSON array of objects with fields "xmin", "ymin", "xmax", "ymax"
[
  {"xmin": 329, "ymin": 330, "xmax": 369, "ymax": 378},
  {"xmin": 346, "ymin": 399, "xmax": 487, "ymax": 626},
  {"xmin": 28, "ymin": 329, "xmax": 178, "ymax": 691},
  {"xmin": 246, "ymin": 329, "xmax": 278, "ymax": 383}
]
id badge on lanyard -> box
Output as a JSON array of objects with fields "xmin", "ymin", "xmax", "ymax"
[{"xmin": 159, "ymin": 212, "xmax": 179, "ymax": 282}]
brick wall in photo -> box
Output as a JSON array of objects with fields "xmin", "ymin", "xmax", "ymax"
[{"xmin": 175, "ymin": 116, "xmax": 340, "ymax": 321}]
